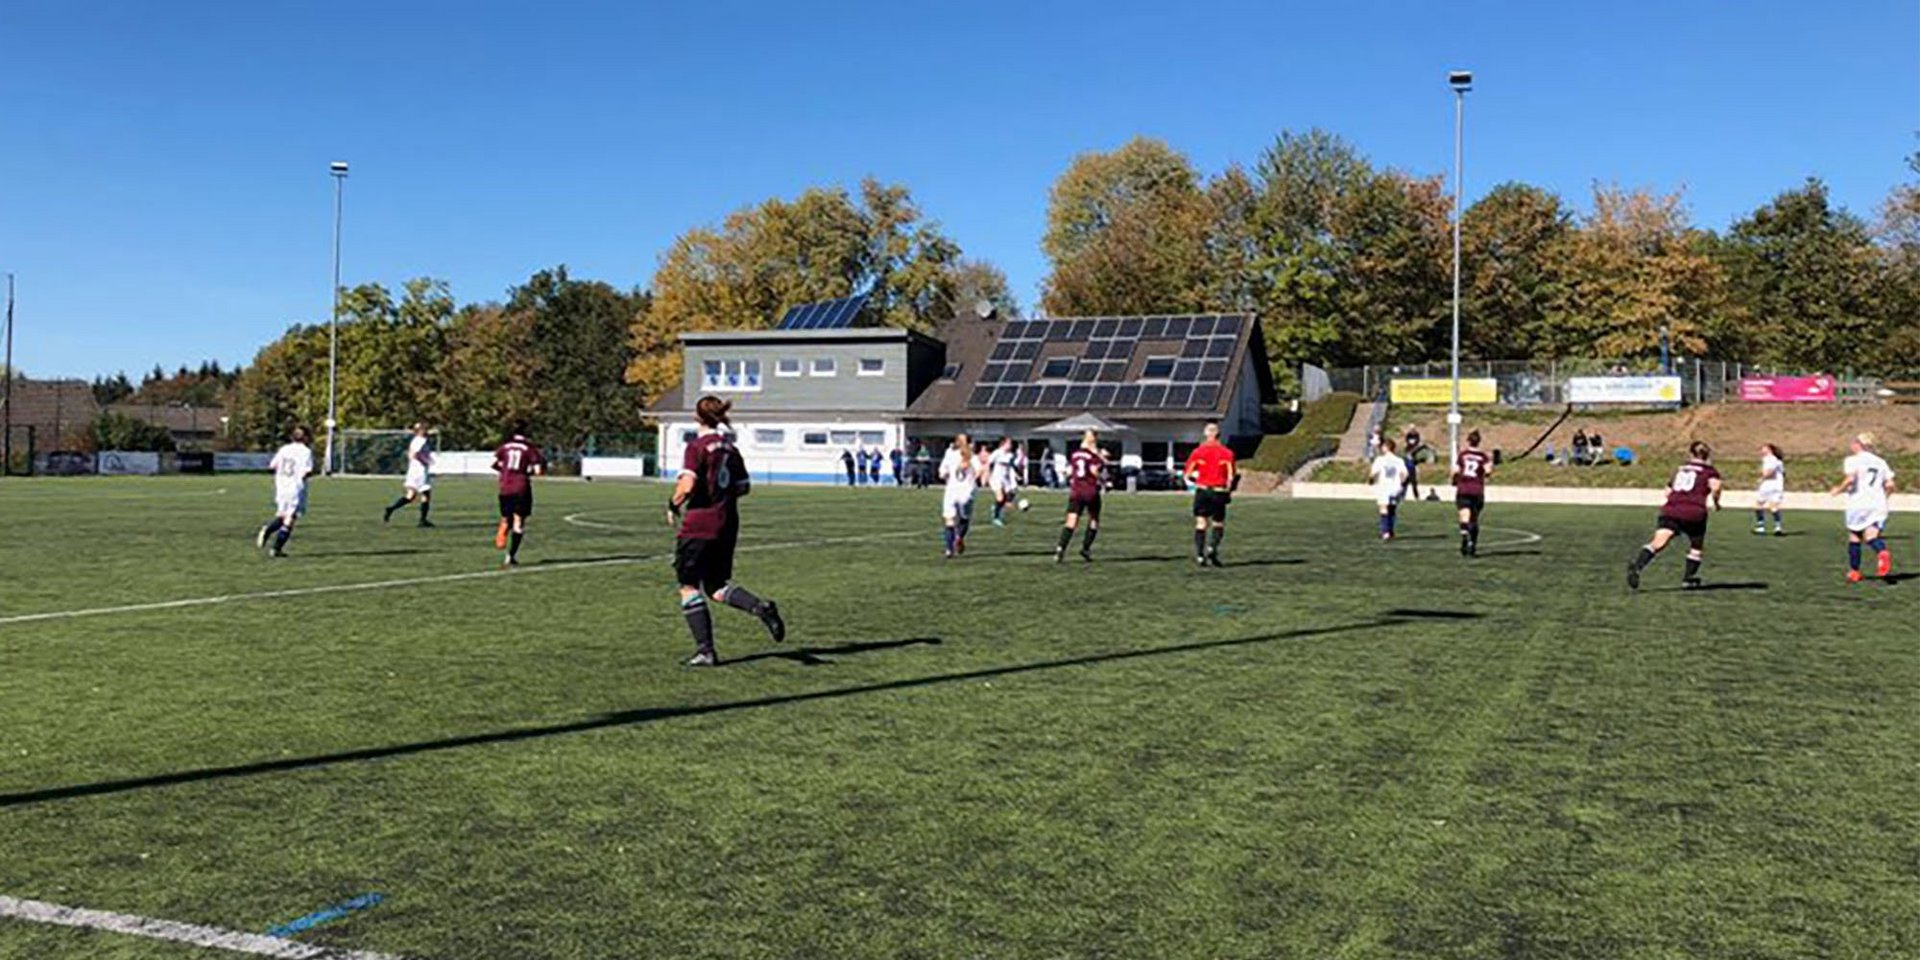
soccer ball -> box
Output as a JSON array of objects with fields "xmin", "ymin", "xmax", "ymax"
[{"xmin": 1017, "ymin": 498, "xmax": 1032, "ymax": 512}]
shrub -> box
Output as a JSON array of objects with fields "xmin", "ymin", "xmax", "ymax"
[{"xmin": 1245, "ymin": 392, "xmax": 1361, "ymax": 475}]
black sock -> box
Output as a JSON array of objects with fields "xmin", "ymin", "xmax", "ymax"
[
  {"xmin": 1753, "ymin": 509, "xmax": 1765, "ymax": 525},
  {"xmin": 508, "ymin": 530, "xmax": 523, "ymax": 560},
  {"xmin": 1207, "ymin": 526, "xmax": 1224, "ymax": 555},
  {"xmin": 681, "ymin": 594, "xmax": 715, "ymax": 655},
  {"xmin": 1082, "ymin": 526, "xmax": 1098, "ymax": 553},
  {"xmin": 273, "ymin": 527, "xmax": 292, "ymax": 550},
  {"xmin": 419, "ymin": 500, "xmax": 431, "ymax": 521},
  {"xmin": 1683, "ymin": 555, "xmax": 1701, "ymax": 580},
  {"xmin": 388, "ymin": 496, "xmax": 409, "ymax": 512},
  {"xmin": 1469, "ymin": 521, "xmax": 1480, "ymax": 546},
  {"xmin": 1632, "ymin": 546, "xmax": 1656, "ymax": 571},
  {"xmin": 721, "ymin": 584, "xmax": 766, "ymax": 617},
  {"xmin": 1459, "ymin": 521, "xmax": 1470, "ymax": 541},
  {"xmin": 262, "ymin": 517, "xmax": 283, "ymax": 536},
  {"xmin": 1194, "ymin": 529, "xmax": 1207, "ymax": 558},
  {"xmin": 1057, "ymin": 526, "xmax": 1074, "ymax": 551}
]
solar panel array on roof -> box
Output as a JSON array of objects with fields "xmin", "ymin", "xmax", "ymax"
[
  {"xmin": 776, "ymin": 293, "xmax": 869, "ymax": 330},
  {"xmin": 965, "ymin": 315, "xmax": 1248, "ymax": 411}
]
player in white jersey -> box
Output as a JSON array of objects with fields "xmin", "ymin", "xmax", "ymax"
[
  {"xmin": 1753, "ymin": 443, "xmax": 1786, "ymax": 536},
  {"xmin": 1829, "ymin": 432, "xmax": 1897, "ymax": 582},
  {"xmin": 1368, "ymin": 438, "xmax": 1409, "ymax": 540},
  {"xmin": 988, "ymin": 437, "xmax": 1025, "ymax": 526},
  {"xmin": 382, "ymin": 422, "xmax": 436, "ymax": 527},
  {"xmin": 257, "ymin": 425, "xmax": 316, "ymax": 558},
  {"xmin": 938, "ymin": 433, "xmax": 980, "ymax": 558}
]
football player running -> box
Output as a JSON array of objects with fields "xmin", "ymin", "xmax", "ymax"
[
  {"xmin": 1627, "ymin": 441, "xmax": 1722, "ymax": 591},
  {"xmin": 1830, "ymin": 432, "xmax": 1896, "ymax": 582},
  {"xmin": 1055, "ymin": 430, "xmax": 1109, "ymax": 562}
]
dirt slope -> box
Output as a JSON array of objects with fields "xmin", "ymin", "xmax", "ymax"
[{"xmin": 1383, "ymin": 404, "xmax": 1920, "ymax": 458}]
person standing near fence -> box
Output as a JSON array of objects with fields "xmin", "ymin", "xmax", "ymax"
[{"xmin": 1402, "ymin": 426, "xmax": 1423, "ymax": 500}]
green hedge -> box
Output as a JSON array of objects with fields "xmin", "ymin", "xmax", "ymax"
[{"xmin": 1245, "ymin": 392, "xmax": 1362, "ymax": 475}]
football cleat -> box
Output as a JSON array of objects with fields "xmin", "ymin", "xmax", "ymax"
[
  {"xmin": 683, "ymin": 651, "xmax": 719, "ymax": 668},
  {"xmin": 383, "ymin": 506, "xmax": 395, "ymax": 524},
  {"xmin": 494, "ymin": 521, "xmax": 509, "ymax": 549},
  {"xmin": 503, "ymin": 555, "xmax": 519, "ymax": 568},
  {"xmin": 417, "ymin": 519, "xmax": 435, "ymax": 529},
  {"xmin": 955, "ymin": 538, "xmax": 966, "ymax": 556},
  {"xmin": 1876, "ymin": 550, "xmax": 1893, "ymax": 578},
  {"xmin": 1847, "ymin": 569, "xmax": 1864, "ymax": 583},
  {"xmin": 1751, "ymin": 525, "xmax": 1765, "ymax": 535},
  {"xmin": 943, "ymin": 549, "xmax": 954, "ymax": 560},
  {"xmin": 1195, "ymin": 555, "xmax": 1209, "ymax": 567},
  {"xmin": 1079, "ymin": 549, "xmax": 1093, "ymax": 563},
  {"xmin": 256, "ymin": 525, "xmax": 270, "ymax": 550},
  {"xmin": 1682, "ymin": 577, "xmax": 1704, "ymax": 590},
  {"xmin": 759, "ymin": 601, "xmax": 786, "ymax": 644},
  {"xmin": 1625, "ymin": 562, "xmax": 1641, "ymax": 591},
  {"xmin": 1207, "ymin": 551, "xmax": 1224, "ymax": 568},
  {"xmin": 1054, "ymin": 547, "xmax": 1066, "ymax": 564}
]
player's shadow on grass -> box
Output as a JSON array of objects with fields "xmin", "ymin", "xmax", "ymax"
[
  {"xmin": 0, "ymin": 609, "xmax": 1475, "ymax": 809},
  {"xmin": 1881, "ymin": 572, "xmax": 1920, "ymax": 585},
  {"xmin": 318, "ymin": 548, "xmax": 437, "ymax": 558},
  {"xmin": 1653, "ymin": 581, "xmax": 1769, "ymax": 593},
  {"xmin": 728, "ymin": 636, "xmax": 943, "ymax": 667}
]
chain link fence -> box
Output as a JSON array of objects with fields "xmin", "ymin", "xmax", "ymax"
[{"xmin": 1324, "ymin": 361, "xmax": 1882, "ymax": 406}]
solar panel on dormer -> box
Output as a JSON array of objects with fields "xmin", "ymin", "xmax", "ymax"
[
  {"xmin": 960, "ymin": 313, "xmax": 1253, "ymax": 411},
  {"xmin": 775, "ymin": 293, "xmax": 869, "ymax": 330}
]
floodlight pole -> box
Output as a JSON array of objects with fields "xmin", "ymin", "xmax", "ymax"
[
  {"xmin": 3, "ymin": 273, "xmax": 13, "ymax": 474},
  {"xmin": 1448, "ymin": 72, "xmax": 1472, "ymax": 472},
  {"xmin": 325, "ymin": 161, "xmax": 348, "ymax": 475}
]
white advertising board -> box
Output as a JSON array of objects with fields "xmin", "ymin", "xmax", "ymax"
[{"xmin": 1567, "ymin": 376, "xmax": 1682, "ymax": 404}]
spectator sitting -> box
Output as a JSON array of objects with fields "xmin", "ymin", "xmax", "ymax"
[
  {"xmin": 1570, "ymin": 429, "xmax": 1590, "ymax": 466},
  {"xmin": 1586, "ymin": 430, "xmax": 1604, "ymax": 462}
]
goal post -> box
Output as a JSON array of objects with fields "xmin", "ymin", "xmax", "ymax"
[{"xmin": 339, "ymin": 428, "xmax": 423, "ymax": 476}]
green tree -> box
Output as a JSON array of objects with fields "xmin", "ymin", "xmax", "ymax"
[
  {"xmin": 86, "ymin": 411, "xmax": 177, "ymax": 453},
  {"xmin": 1459, "ymin": 182, "xmax": 1575, "ymax": 358},
  {"xmin": 507, "ymin": 267, "xmax": 648, "ymax": 449},
  {"xmin": 1717, "ymin": 179, "xmax": 1882, "ymax": 372},
  {"xmin": 1040, "ymin": 137, "xmax": 1214, "ymax": 315},
  {"xmin": 1558, "ymin": 185, "xmax": 1729, "ymax": 361}
]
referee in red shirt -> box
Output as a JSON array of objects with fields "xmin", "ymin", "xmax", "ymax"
[{"xmin": 1183, "ymin": 422, "xmax": 1238, "ymax": 567}]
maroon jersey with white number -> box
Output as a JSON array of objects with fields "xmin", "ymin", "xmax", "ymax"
[
  {"xmin": 1454, "ymin": 449, "xmax": 1492, "ymax": 496},
  {"xmin": 493, "ymin": 438, "xmax": 544, "ymax": 496},
  {"xmin": 679, "ymin": 431, "xmax": 751, "ymax": 541},
  {"xmin": 1661, "ymin": 459, "xmax": 1720, "ymax": 522},
  {"xmin": 1068, "ymin": 448, "xmax": 1105, "ymax": 498}
]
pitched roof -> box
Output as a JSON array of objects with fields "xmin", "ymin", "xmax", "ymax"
[
  {"xmin": 906, "ymin": 313, "xmax": 1274, "ymax": 422},
  {"xmin": 1, "ymin": 379, "xmax": 100, "ymax": 439}
]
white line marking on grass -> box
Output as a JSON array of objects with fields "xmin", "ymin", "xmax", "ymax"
[
  {"xmin": 0, "ymin": 895, "xmax": 404, "ymax": 959},
  {"xmin": 0, "ymin": 530, "xmax": 922, "ymax": 627},
  {"xmin": 562, "ymin": 512, "xmax": 628, "ymax": 531}
]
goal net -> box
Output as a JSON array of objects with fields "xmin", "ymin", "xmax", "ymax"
[{"xmin": 339, "ymin": 429, "xmax": 423, "ymax": 476}]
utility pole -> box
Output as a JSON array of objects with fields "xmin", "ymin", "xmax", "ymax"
[
  {"xmin": 1447, "ymin": 70, "xmax": 1473, "ymax": 472},
  {"xmin": 2, "ymin": 274, "xmax": 13, "ymax": 475},
  {"xmin": 325, "ymin": 160, "xmax": 348, "ymax": 474}
]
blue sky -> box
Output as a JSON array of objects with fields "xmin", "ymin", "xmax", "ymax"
[{"xmin": 1, "ymin": 0, "xmax": 1913, "ymax": 379}]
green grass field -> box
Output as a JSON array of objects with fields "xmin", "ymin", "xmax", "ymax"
[
  {"xmin": 1313, "ymin": 454, "xmax": 1920, "ymax": 491},
  {"xmin": 2, "ymin": 476, "xmax": 1917, "ymax": 959}
]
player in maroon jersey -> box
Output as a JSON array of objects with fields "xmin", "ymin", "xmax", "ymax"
[
  {"xmin": 1054, "ymin": 429, "xmax": 1110, "ymax": 563},
  {"xmin": 492, "ymin": 421, "xmax": 546, "ymax": 567},
  {"xmin": 668, "ymin": 396, "xmax": 785, "ymax": 667},
  {"xmin": 1453, "ymin": 430, "xmax": 1494, "ymax": 557},
  {"xmin": 1627, "ymin": 440, "xmax": 1723, "ymax": 591}
]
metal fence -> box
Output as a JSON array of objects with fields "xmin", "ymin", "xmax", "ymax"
[{"xmin": 1325, "ymin": 361, "xmax": 1882, "ymax": 406}]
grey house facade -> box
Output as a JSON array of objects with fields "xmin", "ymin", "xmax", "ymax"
[{"xmin": 650, "ymin": 327, "xmax": 945, "ymax": 483}]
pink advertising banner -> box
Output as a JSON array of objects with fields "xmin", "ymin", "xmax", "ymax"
[{"xmin": 1738, "ymin": 375, "xmax": 1836, "ymax": 403}]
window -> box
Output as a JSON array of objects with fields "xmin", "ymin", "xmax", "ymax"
[
  {"xmin": 811, "ymin": 358, "xmax": 837, "ymax": 376},
  {"xmin": 829, "ymin": 430, "xmax": 858, "ymax": 445},
  {"xmin": 859, "ymin": 431, "xmax": 886, "ymax": 446},
  {"xmin": 753, "ymin": 429, "xmax": 785, "ymax": 447},
  {"xmin": 858, "ymin": 357, "xmax": 886, "ymax": 376},
  {"xmin": 940, "ymin": 363, "xmax": 963, "ymax": 380},
  {"xmin": 1140, "ymin": 356, "xmax": 1176, "ymax": 380},
  {"xmin": 776, "ymin": 358, "xmax": 802, "ymax": 377},
  {"xmin": 701, "ymin": 358, "xmax": 762, "ymax": 391},
  {"xmin": 802, "ymin": 432, "xmax": 829, "ymax": 447},
  {"xmin": 1040, "ymin": 357, "xmax": 1075, "ymax": 380}
]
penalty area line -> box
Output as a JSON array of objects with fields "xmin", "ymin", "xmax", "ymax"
[
  {"xmin": 0, "ymin": 894, "xmax": 404, "ymax": 959},
  {"xmin": 0, "ymin": 530, "xmax": 920, "ymax": 628}
]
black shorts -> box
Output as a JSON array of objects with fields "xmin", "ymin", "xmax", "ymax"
[
  {"xmin": 675, "ymin": 531, "xmax": 738, "ymax": 593},
  {"xmin": 1066, "ymin": 492, "xmax": 1102, "ymax": 520},
  {"xmin": 1657, "ymin": 513, "xmax": 1708, "ymax": 543},
  {"xmin": 1193, "ymin": 488, "xmax": 1230, "ymax": 522},
  {"xmin": 499, "ymin": 490, "xmax": 533, "ymax": 519},
  {"xmin": 1456, "ymin": 493, "xmax": 1485, "ymax": 513}
]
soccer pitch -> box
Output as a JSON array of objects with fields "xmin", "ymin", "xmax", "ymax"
[{"xmin": 2, "ymin": 477, "xmax": 1916, "ymax": 960}]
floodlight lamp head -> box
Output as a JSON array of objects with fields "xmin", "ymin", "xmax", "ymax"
[
  {"xmin": 330, "ymin": 160, "xmax": 349, "ymax": 177},
  {"xmin": 973, "ymin": 299, "xmax": 996, "ymax": 321},
  {"xmin": 1448, "ymin": 70, "xmax": 1473, "ymax": 91}
]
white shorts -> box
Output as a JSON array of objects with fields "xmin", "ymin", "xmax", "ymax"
[
  {"xmin": 1846, "ymin": 508, "xmax": 1889, "ymax": 534},
  {"xmin": 275, "ymin": 486, "xmax": 308, "ymax": 519},
  {"xmin": 405, "ymin": 467, "xmax": 432, "ymax": 492},
  {"xmin": 942, "ymin": 494, "xmax": 975, "ymax": 522},
  {"xmin": 1755, "ymin": 486, "xmax": 1784, "ymax": 507},
  {"xmin": 991, "ymin": 478, "xmax": 1019, "ymax": 499},
  {"xmin": 1375, "ymin": 492, "xmax": 1403, "ymax": 508}
]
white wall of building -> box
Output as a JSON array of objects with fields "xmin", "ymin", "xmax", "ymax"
[{"xmin": 657, "ymin": 418, "xmax": 907, "ymax": 484}]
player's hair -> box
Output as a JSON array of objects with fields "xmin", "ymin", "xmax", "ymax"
[
  {"xmin": 290, "ymin": 425, "xmax": 310, "ymax": 443},
  {"xmin": 1857, "ymin": 432, "xmax": 1876, "ymax": 449},
  {"xmin": 411, "ymin": 422, "xmax": 426, "ymax": 433},
  {"xmin": 1466, "ymin": 430, "xmax": 1481, "ymax": 447},
  {"xmin": 1204, "ymin": 421, "xmax": 1220, "ymax": 437},
  {"xmin": 507, "ymin": 419, "xmax": 529, "ymax": 440},
  {"xmin": 1689, "ymin": 440, "xmax": 1712, "ymax": 461},
  {"xmin": 1761, "ymin": 442, "xmax": 1781, "ymax": 458},
  {"xmin": 1081, "ymin": 429, "xmax": 1098, "ymax": 450},
  {"xmin": 1380, "ymin": 437, "xmax": 1397, "ymax": 453},
  {"xmin": 695, "ymin": 395, "xmax": 733, "ymax": 429}
]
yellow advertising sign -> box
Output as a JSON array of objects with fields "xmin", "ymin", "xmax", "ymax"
[{"xmin": 1390, "ymin": 378, "xmax": 1497, "ymax": 404}]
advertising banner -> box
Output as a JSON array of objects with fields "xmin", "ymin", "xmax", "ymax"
[
  {"xmin": 1738, "ymin": 375, "xmax": 1835, "ymax": 404},
  {"xmin": 214, "ymin": 452, "xmax": 274, "ymax": 472},
  {"xmin": 175, "ymin": 451, "xmax": 216, "ymax": 474},
  {"xmin": 1567, "ymin": 376, "xmax": 1682, "ymax": 405},
  {"xmin": 97, "ymin": 451, "xmax": 161, "ymax": 476},
  {"xmin": 1389, "ymin": 378, "xmax": 1497, "ymax": 404}
]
